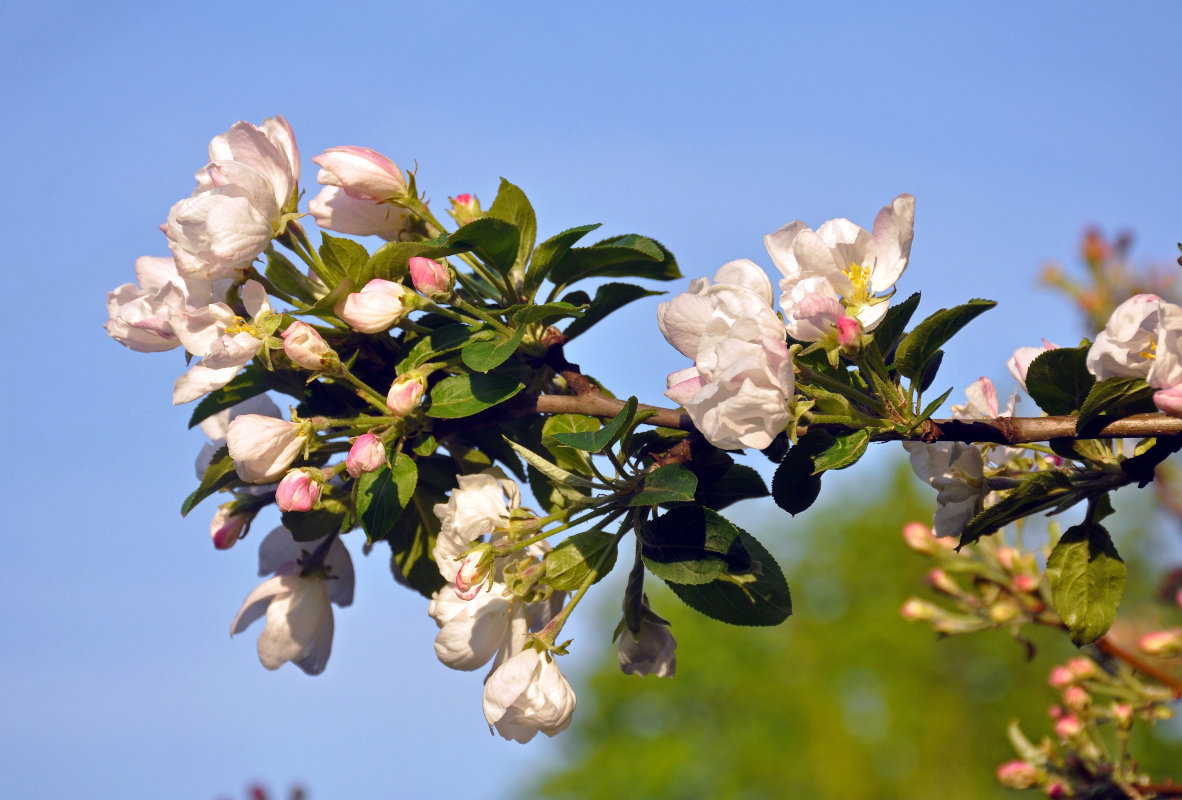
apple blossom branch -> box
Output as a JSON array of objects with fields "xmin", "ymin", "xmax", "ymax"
[{"xmin": 529, "ymin": 391, "xmax": 1182, "ymax": 444}]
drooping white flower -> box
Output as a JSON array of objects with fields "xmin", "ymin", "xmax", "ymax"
[
  {"xmin": 230, "ymin": 527, "xmax": 353, "ymax": 676},
  {"xmin": 431, "ymin": 470, "xmax": 521, "ymax": 584},
  {"xmin": 166, "ymin": 116, "xmax": 299, "ymax": 280},
  {"xmin": 428, "ymin": 586, "xmax": 523, "ymax": 671},
  {"xmin": 657, "ymin": 260, "xmax": 794, "ymax": 450},
  {"xmin": 226, "ymin": 414, "xmax": 310, "ymax": 483},
  {"xmin": 618, "ymin": 617, "xmax": 677, "ymax": 678},
  {"xmin": 281, "ymin": 321, "xmax": 334, "ymax": 371},
  {"xmin": 482, "ymin": 648, "xmax": 577, "ymax": 743},
  {"xmin": 765, "ymin": 194, "xmax": 915, "ymax": 333},
  {"xmin": 902, "ymin": 440, "xmax": 987, "ymax": 538}
]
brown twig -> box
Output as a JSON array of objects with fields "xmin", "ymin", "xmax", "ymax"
[{"xmin": 1094, "ymin": 637, "xmax": 1182, "ymax": 699}]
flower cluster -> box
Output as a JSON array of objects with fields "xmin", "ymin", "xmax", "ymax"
[{"xmin": 1087, "ymin": 293, "xmax": 1182, "ymax": 416}]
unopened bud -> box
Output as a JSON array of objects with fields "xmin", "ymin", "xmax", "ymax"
[
  {"xmin": 346, "ymin": 433, "xmax": 386, "ymax": 478},
  {"xmin": 1067, "ymin": 657, "xmax": 1097, "ymax": 681},
  {"xmin": 1063, "ymin": 685, "xmax": 1089, "ymax": 711},
  {"xmin": 386, "ymin": 373, "xmax": 427, "ymax": 416},
  {"xmin": 1048, "ymin": 666, "xmax": 1075, "ymax": 689},
  {"xmin": 210, "ymin": 503, "xmax": 250, "ymax": 550},
  {"xmin": 837, "ymin": 315, "xmax": 861, "ymax": 351},
  {"xmin": 1046, "ymin": 782, "xmax": 1067, "ymax": 798},
  {"xmin": 282, "ymin": 321, "xmax": 335, "ymax": 370},
  {"xmin": 454, "ymin": 544, "xmax": 496, "ymax": 600},
  {"xmin": 902, "ymin": 521, "xmax": 940, "ymax": 555},
  {"xmin": 336, "ymin": 279, "xmax": 408, "ymax": 333},
  {"xmin": 900, "ymin": 598, "xmax": 941, "ymax": 622},
  {"xmin": 988, "ymin": 601, "xmax": 1020, "ymax": 624},
  {"xmin": 1013, "ymin": 574, "xmax": 1040, "ymax": 593},
  {"xmin": 1138, "ymin": 629, "xmax": 1182, "ymax": 657},
  {"xmin": 448, "ymin": 193, "xmax": 482, "ymax": 225},
  {"xmin": 925, "ymin": 568, "xmax": 961, "ymax": 596},
  {"xmin": 1048, "ymin": 704, "xmax": 1063, "ymax": 720},
  {"xmin": 1112, "ymin": 703, "xmax": 1133, "ymax": 728},
  {"xmin": 408, "ymin": 256, "xmax": 454, "ymax": 298},
  {"xmin": 996, "ymin": 760, "xmax": 1039, "ymax": 790},
  {"xmin": 1054, "ymin": 714, "xmax": 1083, "ymax": 739},
  {"xmin": 996, "ymin": 546, "xmax": 1017, "ymax": 571},
  {"xmin": 275, "ymin": 469, "xmax": 322, "ymax": 512}
]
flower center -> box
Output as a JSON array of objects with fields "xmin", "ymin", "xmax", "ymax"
[
  {"xmin": 844, "ymin": 261, "xmax": 873, "ymax": 303},
  {"xmin": 1140, "ymin": 338, "xmax": 1158, "ymax": 361}
]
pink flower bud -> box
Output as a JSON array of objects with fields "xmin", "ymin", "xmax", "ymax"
[
  {"xmin": 900, "ymin": 598, "xmax": 940, "ymax": 621},
  {"xmin": 386, "ymin": 373, "xmax": 427, "ymax": 416},
  {"xmin": 1048, "ymin": 666, "xmax": 1075, "ymax": 689},
  {"xmin": 1063, "ymin": 685, "xmax": 1089, "ymax": 711},
  {"xmin": 282, "ymin": 321, "xmax": 333, "ymax": 370},
  {"xmin": 448, "ymin": 193, "xmax": 482, "ymax": 225},
  {"xmin": 1067, "ymin": 657, "xmax": 1097, "ymax": 681},
  {"xmin": 836, "ymin": 315, "xmax": 861, "ymax": 349},
  {"xmin": 210, "ymin": 503, "xmax": 250, "ymax": 550},
  {"xmin": 346, "ymin": 433, "xmax": 386, "ymax": 478},
  {"xmin": 1013, "ymin": 574, "xmax": 1040, "ymax": 593},
  {"xmin": 408, "ymin": 256, "xmax": 454, "ymax": 297},
  {"xmin": 996, "ymin": 760, "xmax": 1039, "ymax": 790},
  {"xmin": 1112, "ymin": 703, "xmax": 1133, "ymax": 727},
  {"xmin": 1154, "ymin": 384, "xmax": 1182, "ymax": 417},
  {"xmin": 925, "ymin": 568, "xmax": 961, "ymax": 596},
  {"xmin": 312, "ymin": 145, "xmax": 406, "ymax": 201},
  {"xmin": 1048, "ymin": 704, "xmax": 1063, "ymax": 720},
  {"xmin": 336, "ymin": 279, "xmax": 408, "ymax": 333},
  {"xmin": 275, "ymin": 469, "xmax": 322, "ymax": 512},
  {"xmin": 1054, "ymin": 714, "xmax": 1083, "ymax": 738},
  {"xmin": 1138, "ymin": 629, "xmax": 1182, "ymax": 657},
  {"xmin": 1046, "ymin": 782, "xmax": 1066, "ymax": 798},
  {"xmin": 996, "ymin": 546, "xmax": 1017, "ymax": 571},
  {"xmin": 902, "ymin": 521, "xmax": 939, "ymax": 555}
]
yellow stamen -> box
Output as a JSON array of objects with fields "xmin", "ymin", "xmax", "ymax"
[{"xmin": 1140, "ymin": 338, "xmax": 1158, "ymax": 361}]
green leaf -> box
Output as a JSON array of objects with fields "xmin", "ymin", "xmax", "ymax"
[
  {"xmin": 640, "ymin": 506, "xmax": 751, "ymax": 585},
  {"xmin": 893, "ymin": 299, "xmax": 997, "ymax": 380},
  {"xmin": 506, "ymin": 439, "xmax": 596, "ymax": 488},
  {"xmin": 509, "ymin": 301, "xmax": 584, "ymax": 326},
  {"xmin": 524, "ymin": 224, "xmax": 601, "ymax": 298},
  {"xmin": 563, "ymin": 282, "xmax": 664, "ymax": 340},
  {"xmin": 449, "ymin": 217, "xmax": 521, "ymax": 277},
  {"xmin": 486, "ymin": 178, "xmax": 537, "ymax": 273},
  {"xmin": 917, "ymin": 350, "xmax": 944, "ymax": 393},
  {"xmin": 424, "ymin": 373, "xmax": 525, "ymax": 419},
  {"xmin": 548, "ymin": 235, "xmax": 681, "ymax": 288},
  {"xmin": 265, "ymin": 249, "xmax": 320, "ymax": 304},
  {"xmin": 541, "ymin": 413, "xmax": 600, "ymax": 475},
  {"xmin": 876, "ymin": 291, "xmax": 921, "ymax": 360},
  {"xmin": 546, "ymin": 397, "xmax": 638, "ymax": 452},
  {"xmin": 361, "ymin": 236, "xmax": 456, "ymax": 283},
  {"xmin": 770, "ymin": 429, "xmax": 834, "ymax": 515},
  {"xmin": 693, "ymin": 464, "xmax": 770, "ymax": 511},
  {"xmin": 180, "ymin": 445, "xmax": 238, "ymax": 516},
  {"xmin": 958, "ymin": 470, "xmax": 1075, "ymax": 547},
  {"xmin": 915, "ymin": 387, "xmax": 954, "ymax": 426},
  {"xmin": 355, "ymin": 454, "xmax": 418, "ymax": 544},
  {"xmin": 396, "ymin": 323, "xmax": 480, "ymax": 372},
  {"xmin": 1046, "ymin": 522, "xmax": 1126, "ymax": 645},
  {"xmin": 319, "ymin": 232, "xmax": 370, "ymax": 285},
  {"xmin": 1025, "ymin": 344, "xmax": 1095, "ymax": 416},
  {"xmin": 665, "ymin": 524, "xmax": 792, "ymax": 627},
  {"xmin": 461, "ymin": 325, "xmax": 526, "ymax": 372},
  {"xmin": 281, "ymin": 508, "xmax": 347, "ymax": 542},
  {"xmin": 812, "ymin": 429, "xmax": 870, "ymax": 472},
  {"xmin": 386, "ymin": 455, "xmax": 454, "ymax": 597},
  {"xmin": 1076, "ymin": 377, "xmax": 1156, "ymax": 433},
  {"xmin": 629, "ymin": 464, "xmax": 699, "ymax": 506},
  {"xmin": 544, "ymin": 531, "xmax": 619, "ymax": 591},
  {"xmin": 187, "ymin": 365, "xmax": 270, "ymax": 429}
]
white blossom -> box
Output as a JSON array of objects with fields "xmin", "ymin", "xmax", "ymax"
[
  {"xmin": 482, "ymin": 648, "xmax": 577, "ymax": 743},
  {"xmin": 431, "ymin": 470, "xmax": 521, "ymax": 584},
  {"xmin": 226, "ymin": 414, "xmax": 309, "ymax": 484},
  {"xmin": 172, "ymin": 281, "xmax": 273, "ymax": 404},
  {"xmin": 764, "ymin": 194, "xmax": 915, "ymax": 333},
  {"xmin": 902, "ymin": 440, "xmax": 987, "ymax": 538},
  {"xmin": 230, "ymin": 527, "xmax": 353, "ymax": 676},
  {"xmin": 335, "ymin": 278, "xmax": 410, "ymax": 333},
  {"xmin": 1007, "ymin": 340, "xmax": 1058, "ymax": 393},
  {"xmin": 308, "ymin": 186, "xmax": 409, "ymax": 240},
  {"xmin": 618, "ymin": 618, "xmax": 677, "ymax": 678}
]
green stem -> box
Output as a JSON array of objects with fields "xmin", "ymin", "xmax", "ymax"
[{"xmin": 796, "ymin": 364, "xmax": 887, "ymax": 415}]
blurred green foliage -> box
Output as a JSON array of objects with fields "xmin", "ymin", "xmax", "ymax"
[{"xmin": 527, "ymin": 464, "xmax": 1181, "ymax": 799}]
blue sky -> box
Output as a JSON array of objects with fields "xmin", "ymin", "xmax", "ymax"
[{"xmin": 3, "ymin": 2, "xmax": 1181, "ymax": 798}]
